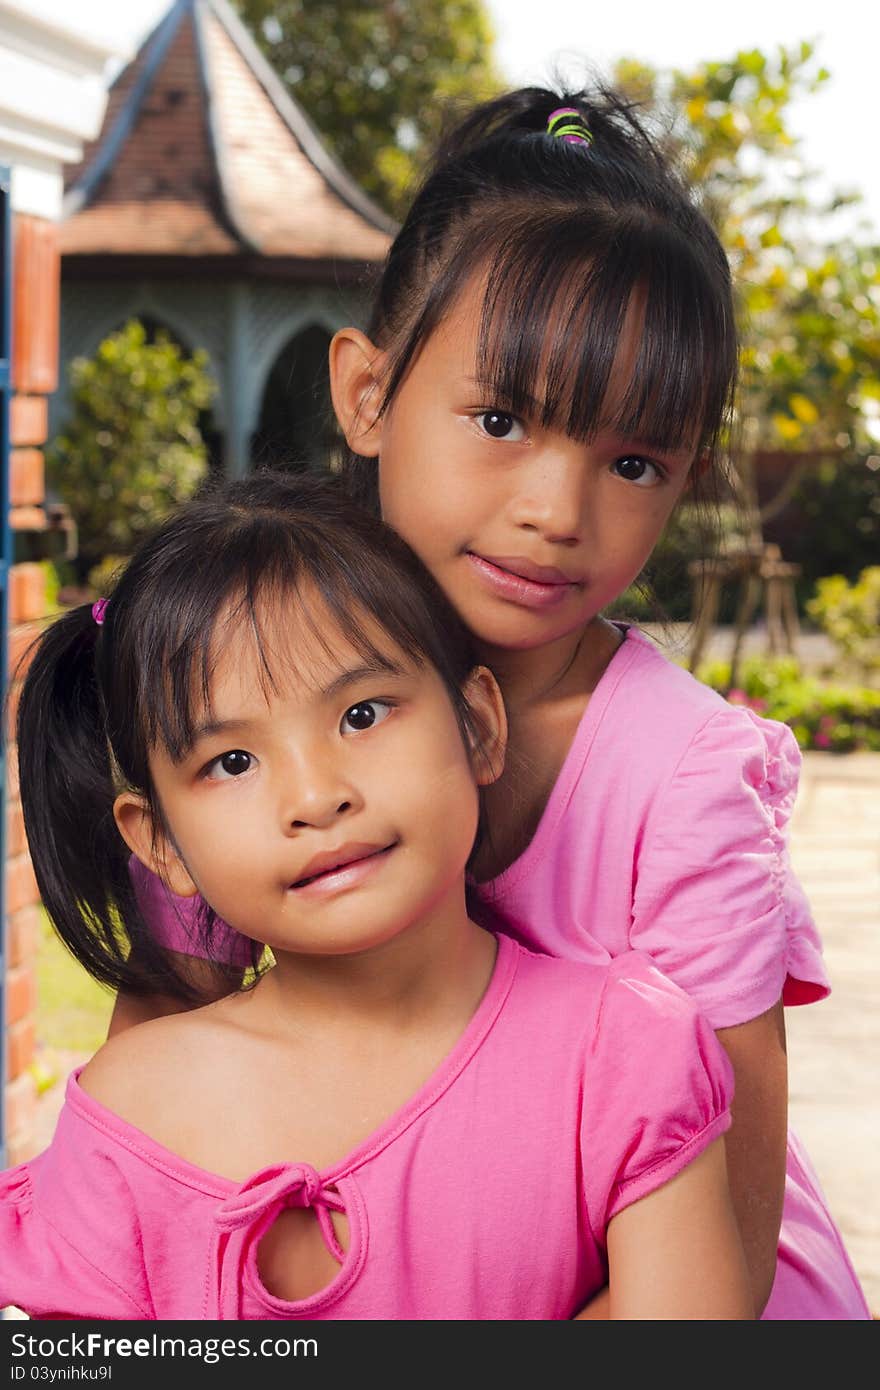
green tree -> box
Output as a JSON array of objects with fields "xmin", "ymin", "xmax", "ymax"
[
  {"xmin": 47, "ymin": 321, "xmax": 215, "ymax": 581},
  {"xmin": 232, "ymin": 0, "xmax": 500, "ymax": 218}
]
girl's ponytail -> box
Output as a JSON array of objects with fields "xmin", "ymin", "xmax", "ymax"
[
  {"xmin": 431, "ymin": 82, "xmax": 669, "ymax": 181},
  {"xmin": 14, "ymin": 604, "xmax": 188, "ymax": 998}
]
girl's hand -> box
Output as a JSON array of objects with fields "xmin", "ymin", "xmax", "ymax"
[{"xmin": 605, "ymin": 1137, "xmax": 754, "ymax": 1319}]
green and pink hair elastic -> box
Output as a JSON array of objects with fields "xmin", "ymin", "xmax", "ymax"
[{"xmin": 546, "ymin": 106, "xmax": 594, "ymax": 146}]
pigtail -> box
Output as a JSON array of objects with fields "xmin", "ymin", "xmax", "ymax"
[{"xmin": 14, "ymin": 605, "xmax": 189, "ymax": 999}]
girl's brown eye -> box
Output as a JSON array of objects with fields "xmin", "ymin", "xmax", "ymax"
[
  {"xmin": 206, "ymin": 749, "xmax": 254, "ymax": 780},
  {"xmin": 344, "ymin": 704, "xmax": 377, "ymax": 731},
  {"xmin": 612, "ymin": 456, "xmax": 662, "ymax": 487},
  {"xmin": 219, "ymin": 750, "xmax": 251, "ymax": 776},
  {"xmin": 478, "ymin": 411, "xmax": 525, "ymax": 441},
  {"xmin": 340, "ymin": 700, "xmax": 392, "ymax": 735}
]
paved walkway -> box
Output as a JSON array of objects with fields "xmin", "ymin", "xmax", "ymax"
[
  {"xmin": 19, "ymin": 750, "xmax": 880, "ymax": 1318},
  {"xmin": 785, "ymin": 752, "xmax": 879, "ymax": 1315}
]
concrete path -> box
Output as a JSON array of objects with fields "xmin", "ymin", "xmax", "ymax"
[{"xmin": 785, "ymin": 752, "xmax": 880, "ymax": 1316}]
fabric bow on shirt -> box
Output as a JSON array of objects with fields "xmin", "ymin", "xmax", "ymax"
[{"xmin": 209, "ymin": 1162, "xmax": 346, "ymax": 1318}]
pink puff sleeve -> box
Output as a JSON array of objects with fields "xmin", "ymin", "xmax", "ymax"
[
  {"xmin": 0, "ymin": 1130, "xmax": 151, "ymax": 1319},
  {"xmin": 129, "ymin": 855, "xmax": 254, "ymax": 967},
  {"xmin": 630, "ymin": 706, "xmax": 829, "ymax": 1029},
  {"xmin": 581, "ymin": 951, "xmax": 734, "ymax": 1242}
]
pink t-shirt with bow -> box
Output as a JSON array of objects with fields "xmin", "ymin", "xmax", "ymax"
[
  {"xmin": 127, "ymin": 627, "xmax": 869, "ymax": 1318},
  {"xmin": 1, "ymin": 943, "xmax": 731, "ymax": 1320}
]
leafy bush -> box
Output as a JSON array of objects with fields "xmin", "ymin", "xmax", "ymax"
[
  {"xmin": 805, "ymin": 566, "xmax": 880, "ymax": 684},
  {"xmin": 696, "ymin": 654, "xmax": 880, "ymax": 752},
  {"xmin": 47, "ymin": 321, "xmax": 215, "ymax": 580}
]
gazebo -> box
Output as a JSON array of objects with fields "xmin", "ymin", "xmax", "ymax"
[{"xmin": 54, "ymin": 0, "xmax": 396, "ymax": 476}]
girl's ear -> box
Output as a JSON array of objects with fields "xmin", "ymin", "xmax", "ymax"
[
  {"xmin": 113, "ymin": 792, "xmax": 200, "ymax": 899},
  {"xmin": 461, "ymin": 666, "xmax": 507, "ymax": 787},
  {"xmin": 328, "ymin": 327, "xmax": 388, "ymax": 458}
]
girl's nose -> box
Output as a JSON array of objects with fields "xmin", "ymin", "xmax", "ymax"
[
  {"xmin": 510, "ymin": 450, "xmax": 586, "ymax": 544},
  {"xmin": 281, "ymin": 756, "xmax": 364, "ymax": 832}
]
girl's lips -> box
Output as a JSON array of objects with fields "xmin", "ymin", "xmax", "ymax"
[
  {"xmin": 465, "ymin": 552, "xmax": 580, "ymax": 609},
  {"xmin": 290, "ymin": 843, "xmax": 397, "ymax": 898}
]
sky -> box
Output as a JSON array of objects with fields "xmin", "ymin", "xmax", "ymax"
[{"xmin": 66, "ymin": 0, "xmax": 879, "ymax": 240}]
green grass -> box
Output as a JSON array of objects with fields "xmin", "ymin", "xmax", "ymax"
[{"xmin": 35, "ymin": 910, "xmax": 114, "ymax": 1055}]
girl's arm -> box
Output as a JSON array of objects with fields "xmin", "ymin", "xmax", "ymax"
[
  {"xmin": 623, "ymin": 711, "xmax": 816, "ymax": 1316},
  {"xmin": 574, "ymin": 1000, "xmax": 787, "ymax": 1320},
  {"xmin": 605, "ymin": 1137, "xmax": 754, "ymax": 1319},
  {"xmin": 108, "ymin": 952, "xmax": 245, "ymax": 1037},
  {"xmin": 714, "ymin": 998, "xmax": 789, "ymax": 1313}
]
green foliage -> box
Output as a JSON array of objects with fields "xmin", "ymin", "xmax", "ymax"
[
  {"xmin": 696, "ymin": 654, "xmax": 880, "ymax": 752},
  {"xmin": 47, "ymin": 322, "xmax": 215, "ymax": 580},
  {"xmin": 806, "ymin": 567, "xmax": 880, "ymax": 682},
  {"xmin": 232, "ymin": 0, "xmax": 500, "ymax": 218}
]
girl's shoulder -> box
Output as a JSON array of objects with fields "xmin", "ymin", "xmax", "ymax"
[
  {"xmin": 601, "ymin": 627, "xmax": 733, "ymax": 732},
  {"xmin": 79, "ymin": 1003, "xmax": 237, "ymax": 1149},
  {"xmin": 582, "ymin": 627, "xmax": 801, "ymax": 791},
  {"xmin": 505, "ymin": 940, "xmax": 726, "ymax": 1056}
]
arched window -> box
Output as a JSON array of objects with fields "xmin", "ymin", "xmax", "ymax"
[{"xmin": 252, "ymin": 324, "xmax": 336, "ymax": 472}]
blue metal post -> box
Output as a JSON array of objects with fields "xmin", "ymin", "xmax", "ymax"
[{"xmin": 0, "ymin": 165, "xmax": 13, "ymax": 1168}]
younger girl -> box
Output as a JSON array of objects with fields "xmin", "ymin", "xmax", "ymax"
[
  {"xmin": 1, "ymin": 472, "xmax": 753, "ymax": 1320},
  {"xmin": 125, "ymin": 86, "xmax": 870, "ymax": 1318}
]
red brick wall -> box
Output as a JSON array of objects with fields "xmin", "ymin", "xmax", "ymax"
[{"xmin": 4, "ymin": 213, "xmax": 58, "ymax": 1164}]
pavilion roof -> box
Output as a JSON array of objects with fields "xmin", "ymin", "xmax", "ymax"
[{"xmin": 61, "ymin": 0, "xmax": 396, "ymax": 268}]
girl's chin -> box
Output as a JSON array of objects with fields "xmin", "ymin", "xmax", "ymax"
[{"xmin": 468, "ymin": 612, "xmax": 597, "ymax": 654}]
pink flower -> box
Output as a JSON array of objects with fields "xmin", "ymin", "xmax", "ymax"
[{"xmin": 814, "ymin": 732, "xmax": 831, "ymax": 749}]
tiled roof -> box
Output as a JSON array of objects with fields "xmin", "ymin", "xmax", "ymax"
[{"xmin": 61, "ymin": 0, "xmax": 395, "ymax": 265}]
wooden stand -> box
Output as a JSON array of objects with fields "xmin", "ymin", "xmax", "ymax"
[{"xmin": 687, "ymin": 543, "xmax": 801, "ymax": 687}]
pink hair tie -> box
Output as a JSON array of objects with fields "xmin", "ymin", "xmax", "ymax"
[{"xmin": 91, "ymin": 598, "xmax": 108, "ymax": 626}]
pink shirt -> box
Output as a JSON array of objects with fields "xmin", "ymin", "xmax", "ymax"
[
  {"xmin": 126, "ymin": 627, "xmax": 870, "ymax": 1318},
  {"xmin": 1, "ymin": 942, "xmax": 731, "ymax": 1321},
  {"xmin": 474, "ymin": 626, "xmax": 829, "ymax": 1027},
  {"xmin": 470, "ymin": 628, "xmax": 866, "ymax": 1319}
]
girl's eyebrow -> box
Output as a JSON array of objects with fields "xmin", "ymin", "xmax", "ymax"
[
  {"xmin": 462, "ymin": 376, "xmax": 543, "ymax": 413},
  {"xmin": 188, "ymin": 716, "xmax": 255, "ymax": 745},
  {"xmin": 186, "ymin": 659, "xmax": 411, "ymax": 748},
  {"xmin": 322, "ymin": 658, "xmax": 410, "ymax": 699}
]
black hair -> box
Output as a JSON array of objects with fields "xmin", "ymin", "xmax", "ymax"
[
  {"xmin": 14, "ymin": 470, "xmax": 484, "ymax": 999},
  {"xmin": 342, "ymin": 82, "xmax": 737, "ymax": 529}
]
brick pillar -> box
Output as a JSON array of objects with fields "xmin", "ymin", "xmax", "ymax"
[{"xmin": 4, "ymin": 213, "xmax": 59, "ymax": 1165}]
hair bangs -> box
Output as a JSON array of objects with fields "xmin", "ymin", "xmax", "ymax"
[
  {"xmin": 470, "ymin": 210, "xmax": 735, "ymax": 454},
  {"xmin": 119, "ymin": 506, "xmax": 446, "ymax": 770},
  {"xmin": 128, "ymin": 526, "xmax": 309, "ymax": 763}
]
